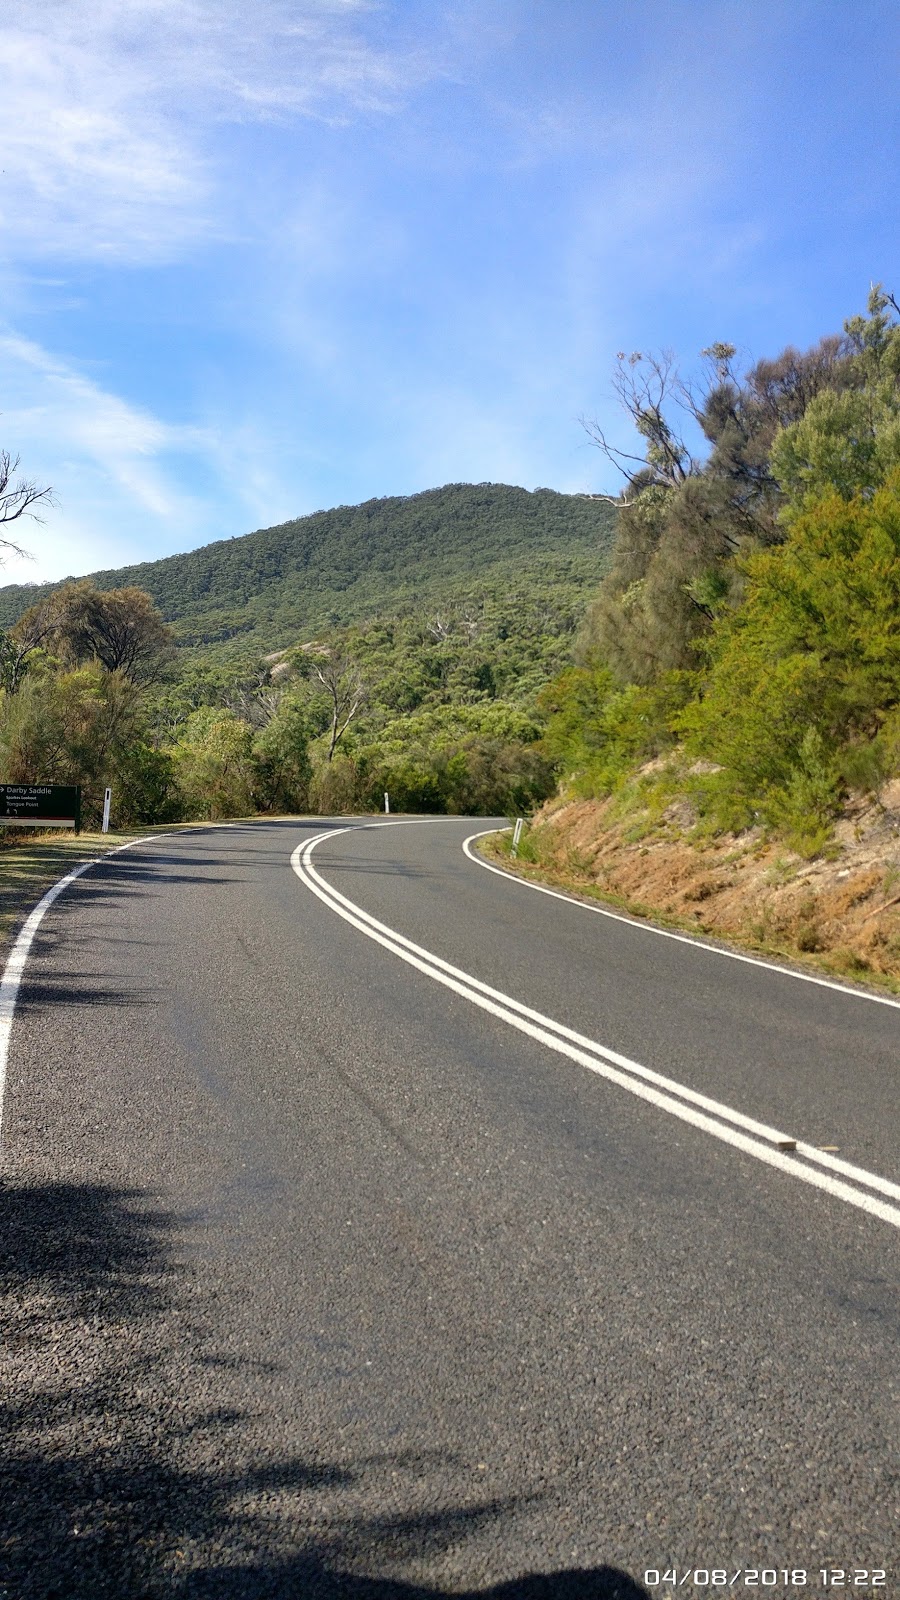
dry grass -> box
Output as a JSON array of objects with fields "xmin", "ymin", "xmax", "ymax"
[
  {"xmin": 0, "ymin": 822, "xmax": 211, "ymax": 963},
  {"xmin": 484, "ymin": 783, "xmax": 900, "ymax": 995}
]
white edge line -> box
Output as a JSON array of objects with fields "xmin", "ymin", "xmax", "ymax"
[
  {"xmin": 296, "ymin": 838, "xmax": 900, "ymax": 1204},
  {"xmin": 462, "ymin": 831, "xmax": 900, "ymax": 1194},
  {"xmin": 461, "ymin": 828, "xmax": 900, "ymax": 1013},
  {"xmin": 0, "ymin": 816, "xmax": 422, "ymax": 1153},
  {"xmin": 292, "ymin": 831, "xmax": 900, "ymax": 1232},
  {"xmin": 0, "ymin": 833, "xmax": 163, "ymax": 1149}
]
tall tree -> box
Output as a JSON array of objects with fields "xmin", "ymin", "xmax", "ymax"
[
  {"xmin": 579, "ymin": 324, "xmax": 861, "ymax": 681},
  {"xmin": 770, "ymin": 285, "xmax": 900, "ymax": 508},
  {"xmin": 12, "ymin": 582, "xmax": 174, "ymax": 684}
]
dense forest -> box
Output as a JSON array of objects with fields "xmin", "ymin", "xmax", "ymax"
[{"xmin": 1, "ymin": 287, "xmax": 897, "ymax": 842}]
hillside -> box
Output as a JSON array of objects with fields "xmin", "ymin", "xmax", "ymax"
[{"xmin": 0, "ymin": 483, "xmax": 616, "ymax": 656}]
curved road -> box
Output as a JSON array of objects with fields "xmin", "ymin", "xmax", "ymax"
[{"xmin": 1, "ymin": 818, "xmax": 897, "ymax": 1599}]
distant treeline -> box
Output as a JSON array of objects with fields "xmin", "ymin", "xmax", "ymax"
[
  {"xmin": 0, "ymin": 483, "xmax": 615, "ymax": 652},
  {"xmin": 0, "ymin": 487, "xmax": 615, "ymax": 825}
]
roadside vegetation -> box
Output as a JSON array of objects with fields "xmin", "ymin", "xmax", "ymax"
[
  {"xmin": 539, "ymin": 286, "xmax": 900, "ymax": 855},
  {"xmin": 501, "ymin": 286, "xmax": 900, "ymax": 982}
]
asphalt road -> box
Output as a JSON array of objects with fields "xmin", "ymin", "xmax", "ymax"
[{"xmin": 1, "ymin": 817, "xmax": 897, "ymax": 1599}]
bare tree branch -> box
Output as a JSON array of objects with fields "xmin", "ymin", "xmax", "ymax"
[
  {"xmin": 578, "ymin": 419, "xmax": 655, "ymax": 474},
  {"xmin": 581, "ymin": 349, "xmax": 699, "ymax": 496},
  {"xmin": 0, "ymin": 452, "xmax": 54, "ymax": 556},
  {"xmin": 308, "ymin": 649, "xmax": 368, "ymax": 760}
]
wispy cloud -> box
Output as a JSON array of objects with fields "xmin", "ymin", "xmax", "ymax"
[
  {"xmin": 0, "ymin": 333, "xmax": 206, "ymax": 502},
  {"xmin": 1, "ymin": 0, "xmax": 880, "ymax": 586},
  {"xmin": 0, "ymin": 0, "xmax": 437, "ymax": 264},
  {"xmin": 0, "ymin": 333, "xmax": 228, "ymax": 580}
]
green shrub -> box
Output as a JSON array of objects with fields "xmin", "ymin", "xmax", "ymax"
[
  {"xmin": 680, "ymin": 475, "xmax": 900, "ymax": 835},
  {"xmin": 539, "ymin": 667, "xmax": 693, "ymax": 798},
  {"xmin": 172, "ymin": 707, "xmax": 255, "ymax": 819}
]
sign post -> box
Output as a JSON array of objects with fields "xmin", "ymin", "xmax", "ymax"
[
  {"xmin": 0, "ymin": 785, "xmax": 81, "ymax": 832},
  {"xmin": 101, "ymin": 787, "xmax": 112, "ymax": 834}
]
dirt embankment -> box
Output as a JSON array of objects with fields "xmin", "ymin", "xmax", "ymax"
[{"xmin": 514, "ymin": 781, "xmax": 900, "ymax": 988}]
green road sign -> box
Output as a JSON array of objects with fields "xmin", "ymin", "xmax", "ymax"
[{"xmin": 0, "ymin": 785, "xmax": 82, "ymax": 831}]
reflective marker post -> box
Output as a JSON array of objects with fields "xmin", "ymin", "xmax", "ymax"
[
  {"xmin": 384, "ymin": 792, "xmax": 390, "ymax": 814},
  {"xmin": 511, "ymin": 817, "xmax": 524, "ymax": 856},
  {"xmin": 101, "ymin": 787, "xmax": 112, "ymax": 834}
]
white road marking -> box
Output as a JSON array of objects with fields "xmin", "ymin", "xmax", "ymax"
[
  {"xmin": 462, "ymin": 827, "xmax": 900, "ymax": 1012},
  {"xmin": 292, "ymin": 827, "xmax": 900, "ymax": 1232},
  {"xmin": 0, "ymin": 835, "xmax": 160, "ymax": 1150}
]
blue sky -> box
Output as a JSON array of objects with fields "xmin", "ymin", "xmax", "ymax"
[{"xmin": 1, "ymin": 0, "xmax": 898, "ymax": 583}]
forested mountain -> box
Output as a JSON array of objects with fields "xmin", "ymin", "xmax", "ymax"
[
  {"xmin": 0, "ymin": 481, "xmax": 616, "ymax": 826},
  {"xmin": 0, "ymin": 483, "xmax": 616, "ymax": 655}
]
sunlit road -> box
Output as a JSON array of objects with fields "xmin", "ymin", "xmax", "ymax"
[{"xmin": 1, "ymin": 818, "xmax": 897, "ymax": 1598}]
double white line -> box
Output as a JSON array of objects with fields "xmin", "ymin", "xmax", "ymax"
[{"xmin": 292, "ymin": 827, "xmax": 900, "ymax": 1232}]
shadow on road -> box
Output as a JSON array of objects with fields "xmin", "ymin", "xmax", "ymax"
[
  {"xmin": 12, "ymin": 967, "xmax": 160, "ymax": 1012},
  {"xmin": 0, "ymin": 1180, "xmax": 647, "ymax": 1599},
  {"xmin": 171, "ymin": 1564, "xmax": 648, "ymax": 1597}
]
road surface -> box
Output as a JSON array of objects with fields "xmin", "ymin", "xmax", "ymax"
[{"xmin": 1, "ymin": 818, "xmax": 897, "ymax": 1598}]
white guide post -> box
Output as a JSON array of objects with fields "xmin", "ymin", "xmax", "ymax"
[
  {"xmin": 101, "ymin": 787, "xmax": 112, "ymax": 834},
  {"xmin": 384, "ymin": 792, "xmax": 390, "ymax": 814},
  {"xmin": 511, "ymin": 817, "xmax": 524, "ymax": 856}
]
